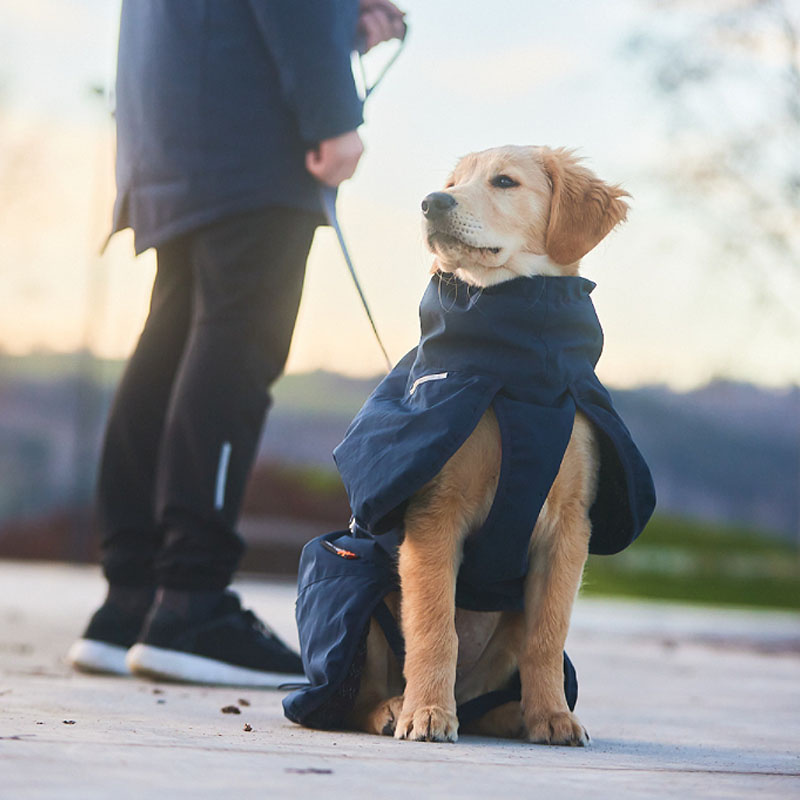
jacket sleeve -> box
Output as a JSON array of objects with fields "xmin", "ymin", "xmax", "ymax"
[{"xmin": 247, "ymin": 0, "xmax": 364, "ymax": 144}]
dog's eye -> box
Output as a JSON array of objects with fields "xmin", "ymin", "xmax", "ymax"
[{"xmin": 490, "ymin": 174, "xmax": 519, "ymax": 189}]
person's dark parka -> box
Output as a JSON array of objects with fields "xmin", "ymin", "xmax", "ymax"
[{"xmin": 113, "ymin": 0, "xmax": 363, "ymax": 253}]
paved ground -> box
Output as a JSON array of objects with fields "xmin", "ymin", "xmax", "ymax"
[{"xmin": 1, "ymin": 560, "xmax": 798, "ymax": 799}]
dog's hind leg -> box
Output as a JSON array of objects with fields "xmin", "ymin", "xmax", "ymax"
[
  {"xmin": 347, "ymin": 595, "xmax": 405, "ymax": 735},
  {"xmin": 519, "ymin": 413, "xmax": 598, "ymax": 746},
  {"xmin": 462, "ymin": 701, "xmax": 526, "ymax": 739},
  {"xmin": 457, "ymin": 611, "xmax": 526, "ymax": 739},
  {"xmin": 394, "ymin": 410, "xmax": 500, "ymax": 743},
  {"xmin": 349, "ymin": 692, "xmax": 404, "ymax": 736}
]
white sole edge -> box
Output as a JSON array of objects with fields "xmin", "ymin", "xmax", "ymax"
[
  {"xmin": 67, "ymin": 639, "xmax": 131, "ymax": 676},
  {"xmin": 126, "ymin": 644, "xmax": 301, "ymax": 688}
]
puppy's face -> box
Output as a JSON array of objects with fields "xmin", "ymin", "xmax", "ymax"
[{"xmin": 422, "ymin": 145, "xmax": 629, "ymax": 287}]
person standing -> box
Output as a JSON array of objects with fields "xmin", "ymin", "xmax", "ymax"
[{"xmin": 68, "ymin": 0, "xmax": 405, "ymax": 686}]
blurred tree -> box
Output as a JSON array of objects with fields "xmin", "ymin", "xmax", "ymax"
[{"xmin": 627, "ymin": 0, "xmax": 800, "ymax": 328}]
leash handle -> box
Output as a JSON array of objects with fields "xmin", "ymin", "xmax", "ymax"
[
  {"xmin": 319, "ymin": 185, "xmax": 393, "ymax": 374},
  {"xmin": 355, "ymin": 22, "xmax": 408, "ymax": 99}
]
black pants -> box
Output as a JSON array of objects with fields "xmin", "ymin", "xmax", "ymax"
[{"xmin": 98, "ymin": 207, "xmax": 319, "ymax": 590}]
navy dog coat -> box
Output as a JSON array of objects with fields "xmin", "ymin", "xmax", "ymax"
[{"xmin": 283, "ymin": 273, "xmax": 656, "ymax": 729}]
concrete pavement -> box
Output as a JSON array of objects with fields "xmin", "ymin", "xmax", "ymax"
[{"xmin": 1, "ymin": 560, "xmax": 798, "ymax": 799}]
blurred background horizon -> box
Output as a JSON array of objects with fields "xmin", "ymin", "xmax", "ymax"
[{"xmin": 0, "ymin": 0, "xmax": 798, "ymax": 609}]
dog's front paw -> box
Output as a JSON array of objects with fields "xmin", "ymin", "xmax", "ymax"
[
  {"xmin": 395, "ymin": 704, "xmax": 459, "ymax": 742},
  {"xmin": 526, "ymin": 710, "xmax": 588, "ymax": 746}
]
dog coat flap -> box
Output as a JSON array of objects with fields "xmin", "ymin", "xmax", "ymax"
[{"xmin": 282, "ymin": 530, "xmax": 399, "ymax": 729}]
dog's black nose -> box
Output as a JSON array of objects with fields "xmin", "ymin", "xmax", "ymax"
[{"xmin": 421, "ymin": 192, "xmax": 456, "ymax": 218}]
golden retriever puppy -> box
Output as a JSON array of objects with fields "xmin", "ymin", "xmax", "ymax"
[{"xmin": 344, "ymin": 145, "xmax": 637, "ymax": 745}]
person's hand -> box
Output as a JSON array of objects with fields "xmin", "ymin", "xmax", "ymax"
[
  {"xmin": 358, "ymin": 0, "xmax": 405, "ymax": 52},
  {"xmin": 305, "ymin": 130, "xmax": 365, "ymax": 187}
]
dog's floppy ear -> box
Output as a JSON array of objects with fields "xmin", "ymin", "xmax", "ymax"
[{"xmin": 541, "ymin": 148, "xmax": 629, "ymax": 266}]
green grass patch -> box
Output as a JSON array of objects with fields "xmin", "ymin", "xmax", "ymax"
[
  {"xmin": 583, "ymin": 515, "xmax": 800, "ymax": 610},
  {"xmin": 271, "ymin": 462, "xmax": 346, "ymax": 497}
]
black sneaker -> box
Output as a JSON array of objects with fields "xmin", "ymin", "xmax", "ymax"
[
  {"xmin": 126, "ymin": 591, "xmax": 304, "ymax": 687},
  {"xmin": 67, "ymin": 594, "xmax": 152, "ymax": 676}
]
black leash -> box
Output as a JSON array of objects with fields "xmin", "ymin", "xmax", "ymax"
[
  {"xmin": 318, "ymin": 27, "xmax": 408, "ymax": 374},
  {"xmin": 357, "ymin": 22, "xmax": 407, "ymax": 100},
  {"xmin": 319, "ymin": 185, "xmax": 393, "ymax": 373}
]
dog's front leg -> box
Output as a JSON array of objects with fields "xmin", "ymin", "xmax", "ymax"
[
  {"xmin": 519, "ymin": 418, "xmax": 596, "ymax": 746},
  {"xmin": 394, "ymin": 410, "xmax": 500, "ymax": 743},
  {"xmin": 393, "ymin": 486, "xmax": 463, "ymax": 742},
  {"xmin": 520, "ymin": 514, "xmax": 589, "ymax": 746}
]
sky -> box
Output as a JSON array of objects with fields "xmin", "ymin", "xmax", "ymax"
[{"xmin": 0, "ymin": 0, "xmax": 798, "ymax": 390}]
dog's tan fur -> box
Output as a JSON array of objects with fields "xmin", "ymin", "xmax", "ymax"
[{"xmin": 346, "ymin": 146, "xmax": 628, "ymax": 745}]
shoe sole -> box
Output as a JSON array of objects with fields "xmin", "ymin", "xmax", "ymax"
[
  {"xmin": 67, "ymin": 639, "xmax": 131, "ymax": 676},
  {"xmin": 126, "ymin": 644, "xmax": 302, "ymax": 688}
]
